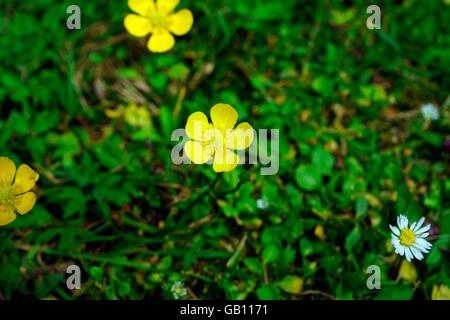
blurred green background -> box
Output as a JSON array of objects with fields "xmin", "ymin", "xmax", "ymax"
[{"xmin": 0, "ymin": 0, "xmax": 449, "ymax": 300}]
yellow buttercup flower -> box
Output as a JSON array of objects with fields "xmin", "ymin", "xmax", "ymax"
[
  {"xmin": 106, "ymin": 104, "xmax": 151, "ymax": 129},
  {"xmin": 124, "ymin": 104, "xmax": 151, "ymax": 129},
  {"xmin": 124, "ymin": 0, "xmax": 194, "ymax": 53},
  {"xmin": 0, "ymin": 157, "xmax": 39, "ymax": 226},
  {"xmin": 184, "ymin": 103, "xmax": 254, "ymax": 173}
]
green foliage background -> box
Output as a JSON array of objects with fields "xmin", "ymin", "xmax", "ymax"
[{"xmin": 0, "ymin": 0, "xmax": 449, "ymax": 300}]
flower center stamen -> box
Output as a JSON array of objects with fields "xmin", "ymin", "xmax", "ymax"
[
  {"xmin": 399, "ymin": 228, "xmax": 415, "ymax": 247},
  {"xmin": 150, "ymin": 13, "xmax": 168, "ymax": 28},
  {"xmin": 0, "ymin": 186, "xmax": 14, "ymax": 205}
]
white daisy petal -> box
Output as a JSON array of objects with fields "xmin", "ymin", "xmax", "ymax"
[
  {"xmin": 413, "ymin": 244, "xmax": 427, "ymax": 254},
  {"xmin": 415, "ymin": 242, "xmax": 431, "ymax": 253},
  {"xmin": 410, "ymin": 222, "xmax": 416, "ymax": 231},
  {"xmin": 398, "ymin": 245, "xmax": 405, "ymax": 256},
  {"xmin": 398, "ymin": 215, "xmax": 404, "ymax": 228},
  {"xmin": 401, "ymin": 215, "xmax": 409, "ymax": 229},
  {"xmin": 405, "ymin": 247, "xmax": 412, "ymax": 261},
  {"xmin": 415, "ymin": 224, "xmax": 431, "ymax": 235},
  {"xmin": 417, "ymin": 232, "xmax": 429, "ymax": 239},
  {"xmin": 410, "ymin": 247, "xmax": 423, "ymax": 260},
  {"xmin": 415, "ymin": 238, "xmax": 432, "ymax": 249},
  {"xmin": 392, "ymin": 239, "xmax": 400, "ymax": 247},
  {"xmin": 413, "ymin": 217, "xmax": 425, "ymax": 231},
  {"xmin": 390, "ymin": 225, "xmax": 400, "ymax": 236}
]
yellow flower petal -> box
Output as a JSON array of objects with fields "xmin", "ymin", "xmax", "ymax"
[
  {"xmin": 156, "ymin": 0, "xmax": 180, "ymax": 15},
  {"xmin": 0, "ymin": 204, "xmax": 16, "ymax": 226},
  {"xmin": 12, "ymin": 164, "xmax": 39, "ymax": 195},
  {"xmin": 147, "ymin": 29, "xmax": 175, "ymax": 52},
  {"xmin": 124, "ymin": 104, "xmax": 151, "ymax": 128},
  {"xmin": 210, "ymin": 103, "xmax": 238, "ymax": 132},
  {"xmin": 226, "ymin": 122, "xmax": 254, "ymax": 150},
  {"xmin": 124, "ymin": 14, "xmax": 153, "ymax": 37},
  {"xmin": 184, "ymin": 140, "xmax": 214, "ymax": 164},
  {"xmin": 0, "ymin": 157, "xmax": 16, "ymax": 185},
  {"xmin": 185, "ymin": 112, "xmax": 211, "ymax": 141},
  {"xmin": 14, "ymin": 192, "xmax": 36, "ymax": 215},
  {"xmin": 105, "ymin": 107, "xmax": 124, "ymax": 119},
  {"xmin": 128, "ymin": 0, "xmax": 156, "ymax": 16},
  {"xmin": 168, "ymin": 9, "xmax": 193, "ymax": 36},
  {"xmin": 213, "ymin": 148, "xmax": 240, "ymax": 172}
]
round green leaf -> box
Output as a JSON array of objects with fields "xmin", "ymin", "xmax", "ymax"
[
  {"xmin": 262, "ymin": 244, "xmax": 280, "ymax": 263},
  {"xmin": 311, "ymin": 147, "xmax": 335, "ymax": 175},
  {"xmin": 295, "ymin": 165, "xmax": 322, "ymax": 191}
]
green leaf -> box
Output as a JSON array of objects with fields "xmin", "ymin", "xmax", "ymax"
[
  {"xmin": 117, "ymin": 281, "xmax": 131, "ymax": 297},
  {"xmin": 89, "ymin": 266, "xmax": 103, "ymax": 281},
  {"xmin": 311, "ymin": 146, "xmax": 335, "ymax": 176},
  {"xmin": 376, "ymin": 285, "xmax": 414, "ymax": 300},
  {"xmin": 356, "ymin": 196, "xmax": 368, "ymax": 218},
  {"xmin": 360, "ymin": 85, "xmax": 387, "ymax": 102},
  {"xmin": 331, "ymin": 8, "xmax": 357, "ymax": 25},
  {"xmin": 262, "ymin": 244, "xmax": 280, "ymax": 263},
  {"xmin": 256, "ymin": 284, "xmax": 280, "ymax": 299},
  {"xmin": 277, "ymin": 275, "xmax": 304, "ymax": 294},
  {"xmin": 243, "ymin": 258, "xmax": 263, "ymax": 275},
  {"xmin": 295, "ymin": 165, "xmax": 322, "ymax": 191},
  {"xmin": 312, "ymin": 76, "xmax": 334, "ymax": 97},
  {"xmin": 167, "ymin": 63, "xmax": 190, "ymax": 80},
  {"xmin": 150, "ymin": 73, "xmax": 168, "ymax": 90},
  {"xmin": 345, "ymin": 226, "xmax": 361, "ymax": 252},
  {"xmin": 419, "ymin": 132, "xmax": 443, "ymax": 147},
  {"xmin": 159, "ymin": 106, "xmax": 174, "ymax": 137},
  {"xmin": 426, "ymin": 242, "xmax": 443, "ymax": 267},
  {"xmin": 440, "ymin": 209, "xmax": 450, "ymax": 235},
  {"xmin": 299, "ymin": 238, "xmax": 314, "ymax": 257}
]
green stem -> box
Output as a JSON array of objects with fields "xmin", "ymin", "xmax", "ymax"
[
  {"xmin": 214, "ymin": 169, "xmax": 250, "ymax": 198},
  {"xmin": 220, "ymin": 180, "xmax": 243, "ymax": 196},
  {"xmin": 210, "ymin": 173, "xmax": 222, "ymax": 190},
  {"xmin": 183, "ymin": 174, "xmax": 222, "ymax": 206}
]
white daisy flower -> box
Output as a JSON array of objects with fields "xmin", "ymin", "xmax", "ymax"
[
  {"xmin": 170, "ymin": 281, "xmax": 187, "ymax": 300},
  {"xmin": 390, "ymin": 215, "xmax": 433, "ymax": 262},
  {"xmin": 420, "ymin": 103, "xmax": 439, "ymax": 121},
  {"xmin": 256, "ymin": 197, "xmax": 269, "ymax": 210}
]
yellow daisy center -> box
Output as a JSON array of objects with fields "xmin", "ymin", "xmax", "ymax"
[{"xmin": 399, "ymin": 228, "xmax": 415, "ymax": 247}]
